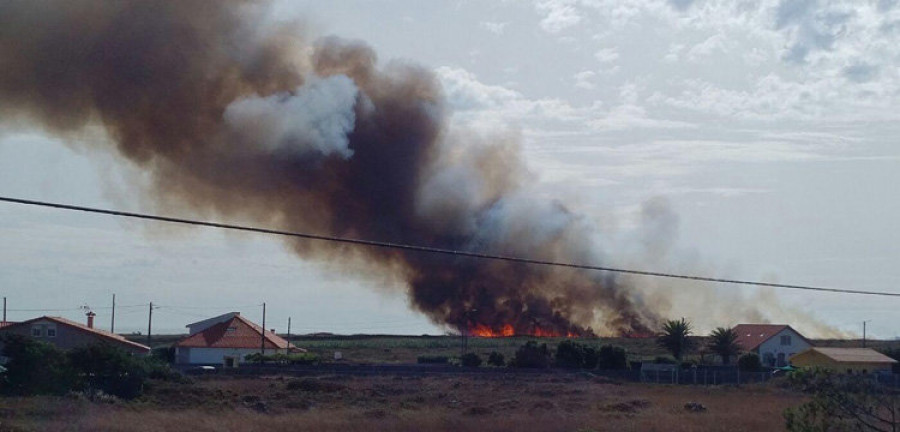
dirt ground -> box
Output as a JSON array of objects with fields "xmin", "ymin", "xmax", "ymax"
[{"xmin": 0, "ymin": 373, "xmax": 805, "ymax": 432}]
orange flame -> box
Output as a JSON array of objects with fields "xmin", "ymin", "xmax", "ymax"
[
  {"xmin": 468, "ymin": 323, "xmax": 577, "ymax": 338},
  {"xmin": 470, "ymin": 324, "xmax": 514, "ymax": 337}
]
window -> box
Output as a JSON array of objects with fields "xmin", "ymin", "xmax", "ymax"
[
  {"xmin": 31, "ymin": 326, "xmax": 42, "ymax": 337},
  {"xmin": 780, "ymin": 335, "xmax": 791, "ymax": 346},
  {"xmin": 225, "ymin": 326, "xmax": 237, "ymax": 334},
  {"xmin": 46, "ymin": 328, "xmax": 56, "ymax": 337}
]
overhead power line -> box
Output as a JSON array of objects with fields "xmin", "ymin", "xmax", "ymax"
[{"xmin": 1, "ymin": 195, "xmax": 898, "ymax": 298}]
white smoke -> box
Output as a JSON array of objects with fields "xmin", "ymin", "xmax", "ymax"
[{"xmin": 224, "ymin": 74, "xmax": 358, "ymax": 158}]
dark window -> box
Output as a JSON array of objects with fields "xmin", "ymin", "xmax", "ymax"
[
  {"xmin": 47, "ymin": 328, "xmax": 56, "ymax": 337},
  {"xmin": 31, "ymin": 327, "xmax": 42, "ymax": 337},
  {"xmin": 780, "ymin": 335, "xmax": 791, "ymax": 345}
]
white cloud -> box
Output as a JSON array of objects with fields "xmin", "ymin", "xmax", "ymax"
[
  {"xmin": 535, "ymin": 0, "xmax": 583, "ymax": 33},
  {"xmin": 573, "ymin": 70, "xmax": 598, "ymax": 89},
  {"xmin": 479, "ymin": 21, "xmax": 509, "ymax": 35},
  {"xmin": 594, "ymin": 47, "xmax": 620, "ymax": 63}
]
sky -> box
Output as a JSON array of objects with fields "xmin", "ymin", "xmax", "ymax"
[{"xmin": 1, "ymin": 0, "xmax": 899, "ymax": 337}]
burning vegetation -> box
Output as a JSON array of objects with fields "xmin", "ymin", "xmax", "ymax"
[{"xmin": 0, "ymin": 0, "xmax": 661, "ymax": 336}]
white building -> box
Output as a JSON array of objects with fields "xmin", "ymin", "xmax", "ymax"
[
  {"xmin": 733, "ymin": 324, "xmax": 812, "ymax": 368},
  {"xmin": 174, "ymin": 312, "xmax": 302, "ymax": 367}
]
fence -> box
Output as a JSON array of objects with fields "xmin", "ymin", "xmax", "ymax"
[{"xmin": 182, "ymin": 363, "xmax": 900, "ymax": 388}]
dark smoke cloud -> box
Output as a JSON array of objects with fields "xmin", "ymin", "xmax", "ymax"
[{"xmin": 0, "ymin": 0, "xmax": 659, "ymax": 335}]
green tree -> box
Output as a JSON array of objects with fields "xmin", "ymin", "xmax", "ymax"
[
  {"xmin": 657, "ymin": 318, "xmax": 693, "ymax": 361},
  {"xmin": 708, "ymin": 327, "xmax": 742, "ymax": 365},
  {"xmin": 68, "ymin": 343, "xmax": 150, "ymax": 399},
  {"xmin": 596, "ymin": 345, "xmax": 628, "ymax": 370},
  {"xmin": 555, "ymin": 340, "xmax": 596, "ymax": 369},
  {"xmin": 510, "ymin": 341, "xmax": 551, "ymax": 368},
  {"xmin": 738, "ymin": 353, "xmax": 761, "ymax": 372},
  {"xmin": 0, "ymin": 334, "xmax": 75, "ymax": 396}
]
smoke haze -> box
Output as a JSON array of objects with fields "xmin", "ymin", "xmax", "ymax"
[{"xmin": 0, "ymin": 1, "xmax": 837, "ymax": 336}]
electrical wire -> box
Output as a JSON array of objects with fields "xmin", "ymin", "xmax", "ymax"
[{"xmin": 2, "ymin": 195, "xmax": 898, "ymax": 298}]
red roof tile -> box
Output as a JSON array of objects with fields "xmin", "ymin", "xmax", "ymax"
[
  {"xmin": 0, "ymin": 316, "xmax": 150, "ymax": 353},
  {"xmin": 175, "ymin": 314, "xmax": 297, "ymax": 350},
  {"xmin": 733, "ymin": 324, "xmax": 809, "ymax": 351}
]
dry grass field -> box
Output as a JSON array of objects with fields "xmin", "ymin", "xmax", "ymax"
[{"xmin": 0, "ymin": 373, "xmax": 805, "ymax": 432}]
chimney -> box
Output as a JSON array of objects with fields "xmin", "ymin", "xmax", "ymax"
[
  {"xmin": 86, "ymin": 311, "xmax": 96, "ymax": 329},
  {"xmin": 270, "ymin": 328, "xmax": 276, "ymax": 334}
]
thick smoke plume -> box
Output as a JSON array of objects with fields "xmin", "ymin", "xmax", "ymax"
[{"xmin": 0, "ymin": 1, "xmax": 665, "ymax": 335}]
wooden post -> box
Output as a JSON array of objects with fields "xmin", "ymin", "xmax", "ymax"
[
  {"xmin": 260, "ymin": 302, "xmax": 266, "ymax": 356},
  {"xmin": 111, "ymin": 294, "xmax": 116, "ymax": 333},
  {"xmin": 146, "ymin": 302, "xmax": 153, "ymax": 346}
]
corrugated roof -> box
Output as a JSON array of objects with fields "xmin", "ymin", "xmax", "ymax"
[
  {"xmin": 802, "ymin": 347, "xmax": 898, "ymax": 364},
  {"xmin": 0, "ymin": 316, "xmax": 150, "ymax": 352},
  {"xmin": 174, "ymin": 314, "xmax": 299, "ymax": 350}
]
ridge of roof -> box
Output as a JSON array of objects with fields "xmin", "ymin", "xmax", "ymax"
[
  {"xmin": 805, "ymin": 347, "xmax": 898, "ymax": 363},
  {"xmin": 174, "ymin": 314, "xmax": 296, "ymax": 350},
  {"xmin": 733, "ymin": 324, "xmax": 810, "ymax": 351}
]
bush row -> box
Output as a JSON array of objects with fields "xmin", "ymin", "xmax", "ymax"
[
  {"xmin": 0, "ymin": 334, "xmax": 179, "ymax": 399},
  {"xmin": 244, "ymin": 352, "xmax": 319, "ymax": 365},
  {"xmin": 428, "ymin": 340, "xmax": 631, "ymax": 370}
]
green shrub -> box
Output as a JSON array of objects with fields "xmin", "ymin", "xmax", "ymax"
[
  {"xmin": 738, "ymin": 353, "xmax": 761, "ymax": 372},
  {"xmin": 0, "ymin": 336, "xmax": 175, "ymax": 399},
  {"xmin": 878, "ymin": 347, "xmax": 900, "ymax": 373},
  {"xmin": 511, "ymin": 341, "xmax": 551, "ymax": 368},
  {"xmin": 244, "ymin": 352, "xmax": 318, "ymax": 365},
  {"xmin": 460, "ymin": 353, "xmax": 482, "ymax": 367},
  {"xmin": 68, "ymin": 343, "xmax": 151, "ymax": 399},
  {"xmin": 0, "ymin": 334, "xmax": 74, "ymax": 396},
  {"xmin": 596, "ymin": 345, "xmax": 628, "ymax": 370},
  {"xmin": 487, "ymin": 351, "xmax": 505, "ymax": 367},
  {"xmin": 417, "ymin": 355, "xmax": 449, "ymax": 364},
  {"xmin": 151, "ymin": 346, "xmax": 175, "ymax": 364},
  {"xmin": 555, "ymin": 340, "xmax": 598, "ymax": 369},
  {"xmin": 654, "ymin": 356, "xmax": 677, "ymax": 364}
]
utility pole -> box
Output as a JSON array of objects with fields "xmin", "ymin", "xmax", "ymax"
[
  {"xmin": 863, "ymin": 320, "xmax": 870, "ymax": 348},
  {"xmin": 111, "ymin": 294, "xmax": 116, "ymax": 333},
  {"xmin": 287, "ymin": 317, "xmax": 291, "ymax": 355},
  {"xmin": 147, "ymin": 302, "xmax": 153, "ymax": 347},
  {"xmin": 2, "ymin": 297, "xmax": 6, "ymax": 323},
  {"xmin": 260, "ymin": 302, "xmax": 266, "ymax": 356}
]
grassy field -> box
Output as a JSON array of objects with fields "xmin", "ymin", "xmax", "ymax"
[{"xmin": 0, "ymin": 373, "xmax": 805, "ymax": 432}]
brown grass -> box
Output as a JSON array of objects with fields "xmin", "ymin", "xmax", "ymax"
[{"xmin": 0, "ymin": 374, "xmax": 805, "ymax": 432}]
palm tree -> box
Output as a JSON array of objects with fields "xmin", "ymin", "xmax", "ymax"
[
  {"xmin": 657, "ymin": 318, "xmax": 693, "ymax": 361},
  {"xmin": 708, "ymin": 327, "xmax": 741, "ymax": 365}
]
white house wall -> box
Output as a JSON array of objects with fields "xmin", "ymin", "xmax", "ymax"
[
  {"xmin": 177, "ymin": 347, "xmax": 279, "ymax": 365},
  {"xmin": 757, "ymin": 328, "xmax": 811, "ymax": 367}
]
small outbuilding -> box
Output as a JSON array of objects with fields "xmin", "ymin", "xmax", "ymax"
[
  {"xmin": 790, "ymin": 347, "xmax": 897, "ymax": 374},
  {"xmin": 174, "ymin": 312, "xmax": 303, "ymax": 367}
]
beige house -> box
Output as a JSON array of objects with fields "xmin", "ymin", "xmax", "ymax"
[
  {"xmin": 0, "ymin": 314, "xmax": 150, "ymax": 358},
  {"xmin": 790, "ymin": 347, "xmax": 897, "ymax": 374}
]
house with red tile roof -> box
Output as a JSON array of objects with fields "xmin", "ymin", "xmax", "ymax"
[
  {"xmin": 0, "ymin": 313, "xmax": 150, "ymax": 357},
  {"xmin": 174, "ymin": 312, "xmax": 303, "ymax": 367},
  {"xmin": 733, "ymin": 324, "xmax": 812, "ymax": 368}
]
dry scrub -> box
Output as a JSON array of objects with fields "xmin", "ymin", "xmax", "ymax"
[{"xmin": 0, "ymin": 373, "xmax": 804, "ymax": 432}]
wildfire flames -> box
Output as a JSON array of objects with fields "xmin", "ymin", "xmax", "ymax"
[{"xmin": 469, "ymin": 323, "xmax": 578, "ymax": 338}]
